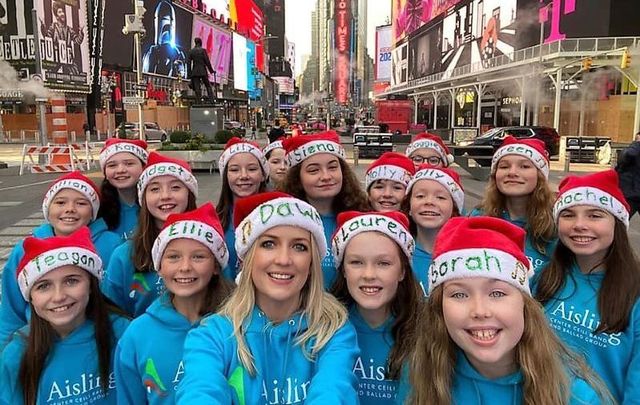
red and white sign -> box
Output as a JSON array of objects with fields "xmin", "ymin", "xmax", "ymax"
[
  {"xmin": 375, "ymin": 25, "xmax": 392, "ymax": 81},
  {"xmin": 234, "ymin": 0, "xmax": 265, "ymax": 71},
  {"xmin": 273, "ymin": 76, "xmax": 294, "ymax": 95},
  {"xmin": 334, "ymin": 0, "xmax": 351, "ymax": 104}
]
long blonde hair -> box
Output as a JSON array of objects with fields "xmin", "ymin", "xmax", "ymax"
[
  {"xmin": 478, "ymin": 170, "xmax": 555, "ymax": 253},
  {"xmin": 218, "ymin": 231, "xmax": 348, "ymax": 376},
  {"xmin": 407, "ymin": 286, "xmax": 612, "ymax": 405}
]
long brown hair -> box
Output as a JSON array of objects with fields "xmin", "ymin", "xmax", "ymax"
[
  {"xmin": 478, "ymin": 170, "xmax": 555, "ymax": 253},
  {"xmin": 18, "ymin": 276, "xmax": 125, "ymax": 405},
  {"xmin": 216, "ymin": 165, "xmax": 268, "ymax": 230},
  {"xmin": 330, "ymin": 244, "xmax": 421, "ymax": 380},
  {"xmin": 535, "ymin": 219, "xmax": 640, "ymax": 334},
  {"xmin": 282, "ymin": 159, "xmax": 370, "ymax": 212},
  {"xmin": 407, "ymin": 286, "xmax": 612, "ymax": 405},
  {"xmin": 132, "ymin": 192, "xmax": 197, "ymax": 272}
]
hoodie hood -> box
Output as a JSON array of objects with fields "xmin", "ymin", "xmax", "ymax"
[
  {"xmin": 454, "ymin": 350, "xmax": 523, "ymax": 405},
  {"xmin": 348, "ymin": 304, "xmax": 394, "ymax": 334},
  {"xmin": 145, "ymin": 293, "xmax": 198, "ymax": 331},
  {"xmin": 32, "ymin": 223, "xmax": 56, "ymax": 238}
]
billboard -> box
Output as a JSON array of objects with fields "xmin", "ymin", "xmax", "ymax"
[
  {"xmin": 231, "ymin": 0, "xmax": 264, "ymax": 71},
  {"xmin": 265, "ymin": 0, "xmax": 285, "ymax": 57},
  {"xmin": 0, "ymin": 0, "xmax": 36, "ymax": 75},
  {"xmin": 375, "ymin": 25, "xmax": 392, "ymax": 81},
  {"xmin": 391, "ymin": 41, "xmax": 408, "ymax": 86},
  {"xmin": 273, "ymin": 76, "xmax": 294, "ymax": 95},
  {"xmin": 246, "ymin": 39, "xmax": 258, "ymax": 99},
  {"xmin": 232, "ymin": 33, "xmax": 248, "ymax": 91},
  {"xmin": 201, "ymin": 0, "xmax": 230, "ymax": 18},
  {"xmin": 408, "ymin": 20, "xmax": 442, "ymax": 81},
  {"xmin": 141, "ymin": 0, "xmax": 193, "ymax": 79},
  {"xmin": 393, "ymin": 0, "xmax": 465, "ymax": 44},
  {"xmin": 102, "ymin": 0, "xmax": 133, "ymax": 67},
  {"xmin": 36, "ymin": 0, "xmax": 91, "ymax": 92},
  {"xmin": 334, "ymin": 0, "xmax": 351, "ymax": 104},
  {"xmin": 192, "ymin": 17, "xmax": 232, "ymax": 83}
]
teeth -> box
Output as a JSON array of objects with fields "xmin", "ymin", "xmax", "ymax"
[
  {"xmin": 60, "ymin": 218, "xmax": 78, "ymax": 222},
  {"xmin": 360, "ymin": 286, "xmax": 382, "ymax": 294},
  {"xmin": 269, "ymin": 273, "xmax": 293, "ymax": 280},
  {"xmin": 51, "ymin": 305, "xmax": 71, "ymax": 312},
  {"xmin": 420, "ymin": 211, "xmax": 440, "ymax": 216},
  {"xmin": 175, "ymin": 278, "xmax": 196, "ymax": 284},
  {"xmin": 571, "ymin": 236, "xmax": 594, "ymax": 243},
  {"xmin": 159, "ymin": 204, "xmax": 176, "ymax": 210},
  {"xmin": 470, "ymin": 329, "xmax": 498, "ymax": 340}
]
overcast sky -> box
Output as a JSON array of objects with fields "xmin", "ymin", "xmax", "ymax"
[{"xmin": 285, "ymin": 1, "xmax": 392, "ymax": 74}]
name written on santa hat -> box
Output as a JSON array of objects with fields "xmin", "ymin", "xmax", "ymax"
[
  {"xmin": 29, "ymin": 250, "xmax": 97, "ymax": 275},
  {"xmin": 288, "ymin": 141, "xmax": 345, "ymax": 166},
  {"xmin": 413, "ymin": 168, "xmax": 461, "ymax": 192},
  {"xmin": 555, "ymin": 187, "xmax": 624, "ymax": 216},
  {"xmin": 499, "ymin": 144, "xmax": 548, "ymax": 165},
  {"xmin": 367, "ymin": 166, "xmax": 412, "ymax": 184},
  {"xmin": 139, "ymin": 164, "xmax": 190, "ymax": 186},
  {"xmin": 429, "ymin": 249, "xmax": 529, "ymax": 288},
  {"xmin": 48, "ymin": 180, "xmax": 97, "ymax": 200},
  {"xmin": 239, "ymin": 200, "xmax": 322, "ymax": 244},
  {"xmin": 333, "ymin": 216, "xmax": 413, "ymax": 257},
  {"xmin": 165, "ymin": 221, "xmax": 227, "ymax": 256}
]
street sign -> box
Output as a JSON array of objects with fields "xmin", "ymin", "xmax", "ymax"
[
  {"xmin": 133, "ymin": 84, "xmax": 147, "ymax": 91},
  {"xmin": 322, "ymin": 97, "xmax": 334, "ymax": 102},
  {"xmin": 123, "ymin": 96, "xmax": 145, "ymax": 105}
]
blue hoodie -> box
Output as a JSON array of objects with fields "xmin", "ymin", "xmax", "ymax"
[
  {"xmin": 0, "ymin": 314, "xmax": 129, "ymax": 404},
  {"xmin": 321, "ymin": 214, "xmax": 337, "ymax": 290},
  {"xmin": 223, "ymin": 219, "xmax": 240, "ymax": 281},
  {"xmin": 539, "ymin": 262, "xmax": 640, "ymax": 403},
  {"xmin": 114, "ymin": 293, "xmax": 199, "ymax": 404},
  {"xmin": 101, "ymin": 240, "xmax": 164, "ymax": 317},
  {"xmin": 468, "ymin": 208, "xmax": 556, "ymax": 273},
  {"xmin": 175, "ymin": 306, "xmax": 360, "ymax": 403},
  {"xmin": 0, "ymin": 220, "xmax": 121, "ymax": 349},
  {"xmin": 411, "ymin": 244, "xmax": 431, "ymax": 297},
  {"xmin": 396, "ymin": 351, "xmax": 600, "ymax": 404},
  {"xmin": 349, "ymin": 306, "xmax": 398, "ymax": 404},
  {"xmin": 112, "ymin": 199, "xmax": 140, "ymax": 242}
]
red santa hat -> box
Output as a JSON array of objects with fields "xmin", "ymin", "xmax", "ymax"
[
  {"xmin": 405, "ymin": 133, "xmax": 454, "ymax": 167},
  {"xmin": 151, "ymin": 202, "xmax": 228, "ymax": 270},
  {"xmin": 218, "ymin": 137, "xmax": 269, "ymax": 177},
  {"xmin": 42, "ymin": 171, "xmax": 101, "ymax": 221},
  {"xmin": 553, "ymin": 169, "xmax": 630, "ymax": 228},
  {"xmin": 365, "ymin": 152, "xmax": 415, "ymax": 190},
  {"xmin": 429, "ymin": 216, "xmax": 533, "ymax": 296},
  {"xmin": 263, "ymin": 137, "xmax": 285, "ymax": 156},
  {"xmin": 137, "ymin": 152, "xmax": 198, "ymax": 202},
  {"xmin": 491, "ymin": 136, "xmax": 550, "ymax": 179},
  {"xmin": 16, "ymin": 227, "xmax": 102, "ymax": 300},
  {"xmin": 331, "ymin": 211, "xmax": 415, "ymax": 267},
  {"xmin": 233, "ymin": 191, "xmax": 326, "ymax": 261},
  {"xmin": 283, "ymin": 131, "xmax": 346, "ymax": 167},
  {"xmin": 99, "ymin": 138, "xmax": 149, "ymax": 170},
  {"xmin": 406, "ymin": 164, "xmax": 465, "ymax": 213}
]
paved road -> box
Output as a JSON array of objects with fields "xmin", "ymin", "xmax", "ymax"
[{"xmin": 0, "ymin": 140, "xmax": 638, "ymax": 282}]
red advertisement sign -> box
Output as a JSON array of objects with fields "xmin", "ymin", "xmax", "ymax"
[
  {"xmin": 334, "ymin": 0, "xmax": 351, "ymax": 104},
  {"xmin": 234, "ymin": 0, "xmax": 265, "ymax": 72}
]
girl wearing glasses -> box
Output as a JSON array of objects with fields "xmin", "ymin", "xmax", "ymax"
[{"xmin": 404, "ymin": 133, "xmax": 454, "ymax": 170}]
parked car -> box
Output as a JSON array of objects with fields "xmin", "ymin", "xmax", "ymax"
[
  {"xmin": 458, "ymin": 126, "xmax": 560, "ymax": 164},
  {"xmin": 117, "ymin": 122, "xmax": 168, "ymax": 142},
  {"xmin": 223, "ymin": 121, "xmax": 245, "ymax": 137}
]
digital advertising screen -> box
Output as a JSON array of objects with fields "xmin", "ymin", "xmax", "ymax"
[
  {"xmin": 246, "ymin": 40, "xmax": 258, "ymax": 99},
  {"xmin": 391, "ymin": 41, "xmax": 408, "ymax": 86},
  {"xmin": 232, "ymin": 0, "xmax": 264, "ymax": 71},
  {"xmin": 0, "ymin": 0, "xmax": 37, "ymax": 75},
  {"xmin": 141, "ymin": 0, "xmax": 193, "ymax": 79},
  {"xmin": 102, "ymin": 0, "xmax": 133, "ymax": 67},
  {"xmin": 375, "ymin": 25, "xmax": 392, "ymax": 81},
  {"xmin": 408, "ymin": 20, "xmax": 442, "ymax": 81},
  {"xmin": 232, "ymin": 32, "xmax": 248, "ymax": 91},
  {"xmin": 192, "ymin": 16, "xmax": 232, "ymax": 83},
  {"xmin": 35, "ymin": 0, "xmax": 91, "ymax": 92},
  {"xmin": 334, "ymin": 0, "xmax": 351, "ymax": 104}
]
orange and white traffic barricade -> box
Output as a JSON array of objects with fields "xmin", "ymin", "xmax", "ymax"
[{"xmin": 19, "ymin": 144, "xmax": 81, "ymax": 175}]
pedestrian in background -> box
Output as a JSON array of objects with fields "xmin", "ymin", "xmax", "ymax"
[
  {"xmin": 470, "ymin": 136, "xmax": 557, "ymax": 273},
  {"xmin": 114, "ymin": 203, "xmax": 233, "ymax": 404},
  {"xmin": 331, "ymin": 211, "xmax": 421, "ymax": 404},
  {"xmin": 97, "ymin": 138, "xmax": 149, "ymax": 242},
  {"xmin": 0, "ymin": 228, "xmax": 129, "ymax": 404},
  {"xmin": 398, "ymin": 217, "xmax": 611, "ymax": 404},
  {"xmin": 101, "ymin": 152, "xmax": 198, "ymax": 317},
  {"xmin": 268, "ymin": 119, "xmax": 285, "ymax": 143},
  {"xmin": 535, "ymin": 170, "xmax": 640, "ymax": 403},
  {"xmin": 215, "ymin": 137, "xmax": 269, "ymax": 280},
  {"xmin": 176, "ymin": 192, "xmax": 359, "ymax": 403},
  {"xmin": 0, "ymin": 171, "xmax": 121, "ymax": 349},
  {"xmin": 616, "ymin": 131, "xmax": 640, "ymax": 219}
]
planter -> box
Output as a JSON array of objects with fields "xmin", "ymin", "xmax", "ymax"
[{"xmin": 159, "ymin": 150, "xmax": 223, "ymax": 172}]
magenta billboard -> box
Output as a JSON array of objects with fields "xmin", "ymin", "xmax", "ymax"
[{"xmin": 191, "ymin": 16, "xmax": 232, "ymax": 84}]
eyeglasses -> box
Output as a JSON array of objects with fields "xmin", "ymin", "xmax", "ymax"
[{"xmin": 411, "ymin": 155, "xmax": 443, "ymax": 166}]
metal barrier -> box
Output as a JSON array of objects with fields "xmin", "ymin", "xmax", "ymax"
[
  {"xmin": 565, "ymin": 136, "xmax": 612, "ymax": 164},
  {"xmin": 352, "ymin": 132, "xmax": 393, "ymax": 159}
]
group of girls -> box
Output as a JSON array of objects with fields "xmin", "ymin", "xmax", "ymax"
[{"xmin": 0, "ymin": 130, "xmax": 637, "ymax": 404}]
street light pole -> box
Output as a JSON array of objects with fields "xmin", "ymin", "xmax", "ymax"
[{"xmin": 134, "ymin": 0, "xmax": 145, "ymax": 140}]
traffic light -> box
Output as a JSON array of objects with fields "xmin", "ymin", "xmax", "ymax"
[
  {"xmin": 582, "ymin": 57, "xmax": 593, "ymax": 71},
  {"xmin": 621, "ymin": 49, "xmax": 632, "ymax": 69}
]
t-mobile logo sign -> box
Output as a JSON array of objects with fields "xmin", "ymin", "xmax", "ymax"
[{"xmin": 539, "ymin": 0, "xmax": 577, "ymax": 43}]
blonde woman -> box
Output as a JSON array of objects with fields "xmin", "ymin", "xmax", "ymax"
[
  {"xmin": 398, "ymin": 216, "xmax": 611, "ymax": 405},
  {"xmin": 176, "ymin": 192, "xmax": 359, "ymax": 403}
]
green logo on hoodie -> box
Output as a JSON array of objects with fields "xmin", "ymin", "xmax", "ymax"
[
  {"xmin": 143, "ymin": 358, "xmax": 168, "ymax": 397},
  {"xmin": 228, "ymin": 366, "xmax": 246, "ymax": 405}
]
